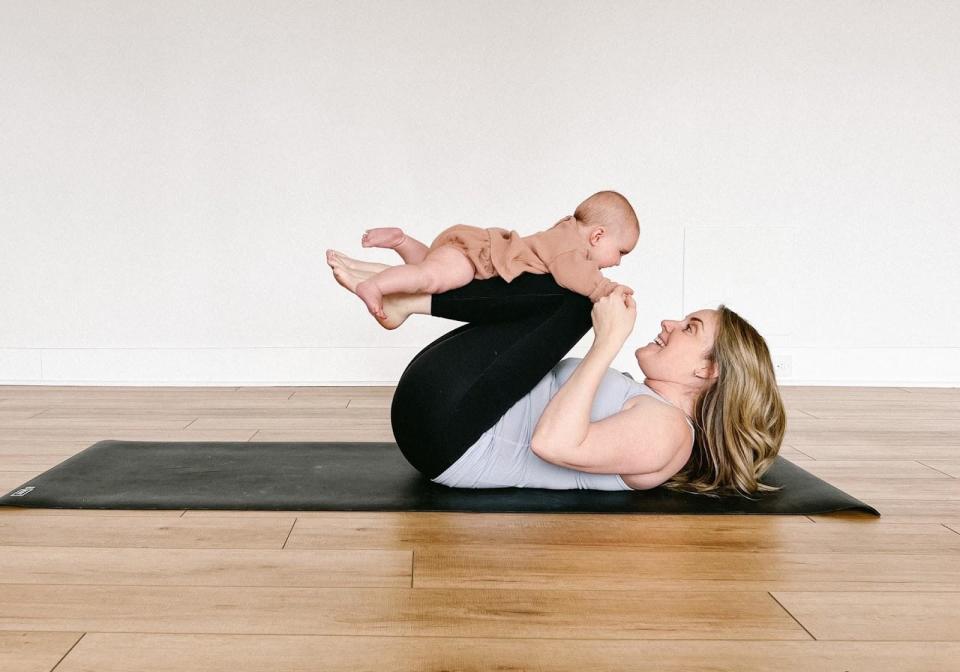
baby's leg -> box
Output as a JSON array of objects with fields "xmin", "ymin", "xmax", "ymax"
[
  {"xmin": 354, "ymin": 246, "xmax": 476, "ymax": 319},
  {"xmin": 362, "ymin": 227, "xmax": 431, "ymax": 264}
]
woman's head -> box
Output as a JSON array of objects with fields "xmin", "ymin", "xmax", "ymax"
[
  {"xmin": 635, "ymin": 309, "xmax": 721, "ymax": 387},
  {"xmin": 636, "ymin": 305, "xmax": 786, "ymax": 499}
]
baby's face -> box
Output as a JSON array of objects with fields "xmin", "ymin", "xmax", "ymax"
[{"xmin": 590, "ymin": 227, "xmax": 638, "ymax": 268}]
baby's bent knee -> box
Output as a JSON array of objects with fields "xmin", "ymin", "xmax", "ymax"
[{"xmin": 419, "ymin": 264, "xmax": 458, "ymax": 294}]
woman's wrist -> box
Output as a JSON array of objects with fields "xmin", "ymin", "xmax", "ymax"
[{"xmin": 588, "ymin": 336, "xmax": 622, "ymax": 360}]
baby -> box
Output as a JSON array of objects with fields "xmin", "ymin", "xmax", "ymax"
[{"xmin": 346, "ymin": 190, "xmax": 639, "ymax": 321}]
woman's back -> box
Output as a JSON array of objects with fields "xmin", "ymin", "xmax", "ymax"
[{"xmin": 431, "ymin": 357, "xmax": 696, "ymax": 490}]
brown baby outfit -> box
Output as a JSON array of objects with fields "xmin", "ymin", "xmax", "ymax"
[{"xmin": 427, "ymin": 215, "xmax": 619, "ymax": 302}]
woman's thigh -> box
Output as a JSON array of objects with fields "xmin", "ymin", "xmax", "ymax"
[
  {"xmin": 403, "ymin": 273, "xmax": 574, "ymax": 372},
  {"xmin": 391, "ymin": 285, "xmax": 592, "ymax": 479}
]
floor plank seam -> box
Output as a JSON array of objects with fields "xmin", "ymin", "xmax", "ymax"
[
  {"xmin": 784, "ymin": 445, "xmax": 815, "ymax": 460},
  {"xmin": 916, "ymin": 461, "xmax": 957, "ymax": 478},
  {"xmin": 6, "ymin": 545, "xmax": 960, "ymax": 558},
  {"xmin": 766, "ymin": 592, "xmax": 816, "ymax": 640},
  {"xmin": 47, "ymin": 631, "xmax": 85, "ymax": 672},
  {"xmin": 12, "ymin": 582, "xmax": 959, "ymax": 590},
  {"xmin": 3, "ymin": 631, "xmax": 879, "ymax": 641},
  {"xmin": 280, "ymin": 519, "xmax": 298, "ymax": 549}
]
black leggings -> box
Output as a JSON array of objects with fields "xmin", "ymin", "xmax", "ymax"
[{"xmin": 390, "ymin": 272, "xmax": 594, "ymax": 479}]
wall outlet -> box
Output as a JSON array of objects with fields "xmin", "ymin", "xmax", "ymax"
[{"xmin": 773, "ymin": 354, "xmax": 793, "ymax": 378}]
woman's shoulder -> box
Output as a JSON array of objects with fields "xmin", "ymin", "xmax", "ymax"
[
  {"xmin": 624, "ymin": 390, "xmax": 695, "ymax": 436},
  {"xmin": 617, "ymin": 395, "xmax": 696, "ymax": 486}
]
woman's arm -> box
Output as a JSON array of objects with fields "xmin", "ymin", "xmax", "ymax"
[
  {"xmin": 530, "ymin": 338, "xmax": 620, "ymax": 454},
  {"xmin": 530, "ymin": 287, "xmax": 636, "ymax": 456},
  {"xmin": 530, "ymin": 289, "xmax": 678, "ymax": 476}
]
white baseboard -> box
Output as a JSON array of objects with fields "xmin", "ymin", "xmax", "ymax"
[{"xmin": 0, "ymin": 346, "xmax": 958, "ymax": 387}]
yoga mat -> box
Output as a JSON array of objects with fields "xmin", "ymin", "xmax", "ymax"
[
  {"xmin": 0, "ymin": 440, "xmax": 879, "ymax": 515},
  {"xmin": 0, "ymin": 440, "xmax": 880, "ymax": 516}
]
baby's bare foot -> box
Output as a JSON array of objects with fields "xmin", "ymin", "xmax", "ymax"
[
  {"xmin": 355, "ymin": 278, "xmax": 387, "ymax": 320},
  {"xmin": 326, "ymin": 253, "xmax": 409, "ymax": 329},
  {"xmin": 327, "ymin": 249, "xmax": 391, "ymax": 274},
  {"xmin": 361, "ymin": 227, "xmax": 406, "ymax": 249},
  {"xmin": 328, "ymin": 262, "xmax": 362, "ymax": 294}
]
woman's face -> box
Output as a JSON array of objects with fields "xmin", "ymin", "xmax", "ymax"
[{"xmin": 634, "ymin": 309, "xmax": 719, "ymax": 381}]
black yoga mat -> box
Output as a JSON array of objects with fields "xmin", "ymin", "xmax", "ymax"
[{"xmin": 0, "ymin": 440, "xmax": 879, "ymax": 515}]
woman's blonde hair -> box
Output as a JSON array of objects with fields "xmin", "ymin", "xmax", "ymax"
[{"xmin": 660, "ymin": 304, "xmax": 787, "ymax": 500}]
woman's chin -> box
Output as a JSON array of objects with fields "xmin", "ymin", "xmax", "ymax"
[
  {"xmin": 635, "ymin": 343, "xmax": 658, "ymax": 372},
  {"xmin": 636, "ymin": 342, "xmax": 658, "ymax": 356}
]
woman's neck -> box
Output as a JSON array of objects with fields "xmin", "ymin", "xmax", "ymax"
[{"xmin": 642, "ymin": 378, "xmax": 696, "ymax": 419}]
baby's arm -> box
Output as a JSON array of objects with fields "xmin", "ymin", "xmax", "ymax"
[{"xmin": 546, "ymin": 250, "xmax": 628, "ymax": 302}]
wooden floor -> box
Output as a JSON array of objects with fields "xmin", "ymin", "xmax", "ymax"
[{"xmin": 0, "ymin": 383, "xmax": 958, "ymax": 671}]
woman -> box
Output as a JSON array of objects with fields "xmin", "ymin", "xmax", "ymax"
[{"xmin": 326, "ymin": 247, "xmax": 786, "ymax": 499}]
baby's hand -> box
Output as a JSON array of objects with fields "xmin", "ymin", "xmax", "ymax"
[{"xmin": 616, "ymin": 283, "xmax": 635, "ymax": 296}]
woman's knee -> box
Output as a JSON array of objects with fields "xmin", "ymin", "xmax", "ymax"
[{"xmin": 391, "ymin": 381, "xmax": 457, "ymax": 478}]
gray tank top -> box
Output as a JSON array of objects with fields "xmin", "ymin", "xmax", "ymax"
[{"xmin": 431, "ymin": 357, "xmax": 696, "ymax": 490}]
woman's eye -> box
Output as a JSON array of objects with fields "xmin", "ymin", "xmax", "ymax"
[{"xmin": 684, "ymin": 325, "xmax": 691, "ymax": 332}]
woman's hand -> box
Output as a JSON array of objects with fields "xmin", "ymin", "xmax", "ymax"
[{"xmin": 591, "ymin": 285, "xmax": 637, "ymax": 348}]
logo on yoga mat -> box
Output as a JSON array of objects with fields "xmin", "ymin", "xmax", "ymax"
[{"xmin": 9, "ymin": 486, "xmax": 35, "ymax": 497}]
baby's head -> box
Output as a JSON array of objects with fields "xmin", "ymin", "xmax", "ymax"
[{"xmin": 572, "ymin": 190, "xmax": 640, "ymax": 268}]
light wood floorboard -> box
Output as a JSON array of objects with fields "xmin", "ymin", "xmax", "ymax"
[{"xmin": 0, "ymin": 383, "xmax": 958, "ymax": 671}]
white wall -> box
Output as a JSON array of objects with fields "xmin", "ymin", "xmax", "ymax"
[{"xmin": 1, "ymin": 0, "xmax": 957, "ymax": 387}]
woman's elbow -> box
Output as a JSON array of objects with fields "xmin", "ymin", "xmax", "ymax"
[
  {"xmin": 530, "ymin": 436, "xmax": 550, "ymax": 459},
  {"xmin": 530, "ymin": 436, "xmax": 568, "ymax": 462}
]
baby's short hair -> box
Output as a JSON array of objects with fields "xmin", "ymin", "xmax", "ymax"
[{"xmin": 573, "ymin": 190, "xmax": 639, "ymax": 239}]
